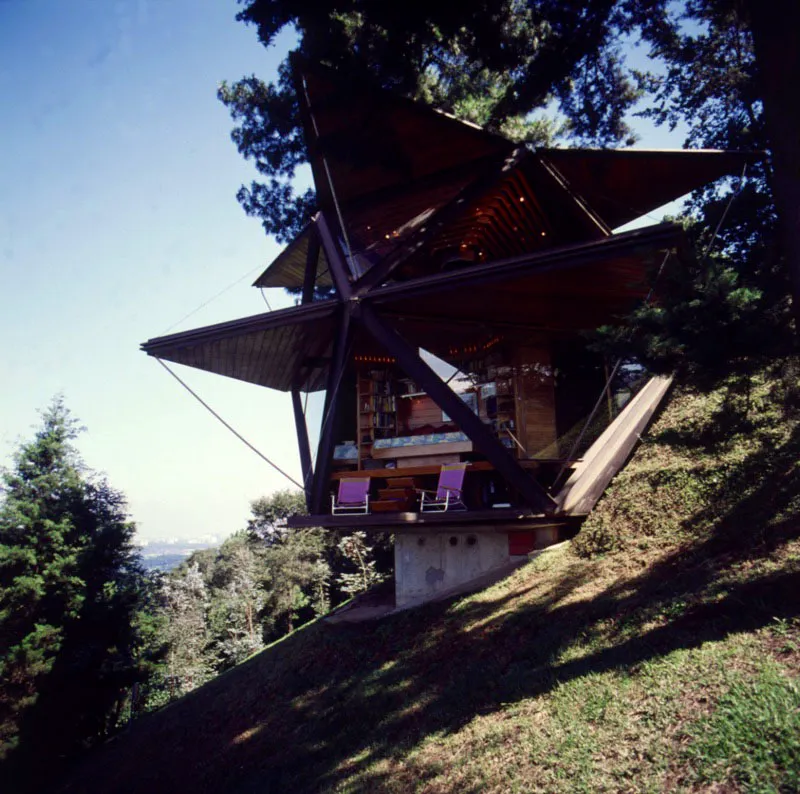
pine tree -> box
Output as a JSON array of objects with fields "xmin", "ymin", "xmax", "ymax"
[
  {"xmin": 0, "ymin": 398, "xmax": 156, "ymax": 788},
  {"xmin": 591, "ymin": 1, "xmax": 792, "ymax": 377}
]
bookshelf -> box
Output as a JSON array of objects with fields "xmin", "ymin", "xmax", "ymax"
[
  {"xmin": 475, "ymin": 363, "xmax": 520, "ymax": 454},
  {"xmin": 357, "ymin": 369, "xmax": 398, "ymax": 465}
]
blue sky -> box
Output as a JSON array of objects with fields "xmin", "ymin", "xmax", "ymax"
[
  {"xmin": 1, "ymin": 0, "xmax": 309, "ymax": 543},
  {"xmin": 1, "ymin": 1, "xmax": 685, "ymax": 543}
]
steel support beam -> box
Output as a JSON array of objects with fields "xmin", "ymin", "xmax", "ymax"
[
  {"xmin": 316, "ymin": 212, "xmax": 352, "ymax": 299},
  {"xmin": 310, "ymin": 308, "xmax": 352, "ymax": 513},
  {"xmin": 357, "ymin": 303, "xmax": 557, "ymax": 514},
  {"xmin": 302, "ymin": 222, "xmax": 321, "ymax": 305},
  {"xmin": 291, "ymin": 388, "xmax": 314, "ymax": 509}
]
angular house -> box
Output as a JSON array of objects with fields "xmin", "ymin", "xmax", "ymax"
[{"xmin": 142, "ymin": 61, "xmax": 753, "ymax": 607}]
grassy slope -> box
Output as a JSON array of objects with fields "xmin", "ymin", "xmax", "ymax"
[{"xmin": 61, "ymin": 367, "xmax": 800, "ymax": 794}]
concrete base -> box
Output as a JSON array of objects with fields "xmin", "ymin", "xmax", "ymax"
[{"xmin": 394, "ymin": 531, "xmax": 511, "ymax": 608}]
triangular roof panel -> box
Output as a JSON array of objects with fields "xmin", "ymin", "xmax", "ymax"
[
  {"xmin": 294, "ymin": 58, "xmax": 514, "ymax": 209},
  {"xmin": 539, "ymin": 148, "xmax": 759, "ymax": 229}
]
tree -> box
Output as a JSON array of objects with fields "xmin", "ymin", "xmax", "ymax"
[
  {"xmin": 160, "ymin": 562, "xmax": 212, "ymax": 689},
  {"xmin": 0, "ymin": 399, "xmax": 156, "ymax": 789},
  {"xmin": 590, "ymin": 0, "xmax": 792, "ymax": 376},
  {"xmin": 205, "ymin": 533, "xmax": 267, "ymax": 669},
  {"xmin": 257, "ymin": 528, "xmax": 329, "ymax": 635},
  {"xmin": 248, "ymin": 491, "xmax": 331, "ymax": 634},
  {"xmin": 336, "ymin": 531, "xmax": 384, "ymax": 597},
  {"xmin": 145, "ymin": 492, "xmax": 394, "ymax": 700},
  {"xmin": 740, "ymin": 0, "xmax": 800, "ymax": 330},
  {"xmin": 247, "ymin": 488, "xmax": 307, "ymax": 542}
]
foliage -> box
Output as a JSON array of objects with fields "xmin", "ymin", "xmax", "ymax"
[
  {"xmin": 336, "ymin": 530, "xmax": 384, "ymax": 597},
  {"xmin": 591, "ymin": 1, "xmax": 792, "ymax": 373},
  {"xmin": 159, "ymin": 562, "xmax": 212, "ymax": 690},
  {"xmin": 142, "ymin": 490, "xmax": 398, "ymax": 706},
  {"xmin": 574, "ymin": 358, "xmax": 800, "ymax": 558},
  {"xmin": 206, "ymin": 534, "xmax": 268, "ymax": 668},
  {"xmin": 0, "ymin": 398, "xmax": 158, "ymax": 788},
  {"xmin": 247, "ymin": 488, "xmax": 307, "ymax": 542},
  {"xmin": 259, "ymin": 527, "xmax": 331, "ymax": 635}
]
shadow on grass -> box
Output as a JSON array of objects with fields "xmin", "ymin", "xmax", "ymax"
[{"xmin": 60, "ymin": 421, "xmax": 800, "ymax": 794}]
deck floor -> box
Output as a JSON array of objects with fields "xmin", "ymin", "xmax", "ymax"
[{"xmin": 287, "ymin": 507, "xmax": 569, "ymax": 531}]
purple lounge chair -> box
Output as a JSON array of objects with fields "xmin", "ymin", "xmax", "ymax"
[
  {"xmin": 419, "ymin": 463, "xmax": 468, "ymax": 512},
  {"xmin": 331, "ymin": 477, "xmax": 371, "ymax": 515}
]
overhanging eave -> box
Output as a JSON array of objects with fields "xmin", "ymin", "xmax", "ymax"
[{"xmin": 141, "ymin": 300, "xmax": 338, "ymax": 392}]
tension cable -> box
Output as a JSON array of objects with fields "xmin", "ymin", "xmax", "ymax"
[{"xmin": 156, "ymin": 358, "xmax": 304, "ymax": 490}]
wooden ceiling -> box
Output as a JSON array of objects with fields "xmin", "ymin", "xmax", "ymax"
[{"xmin": 275, "ymin": 61, "xmax": 757, "ymax": 288}]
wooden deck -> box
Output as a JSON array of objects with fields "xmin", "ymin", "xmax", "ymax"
[{"xmin": 286, "ymin": 506, "xmax": 564, "ymax": 532}]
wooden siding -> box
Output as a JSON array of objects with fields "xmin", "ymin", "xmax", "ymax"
[{"xmin": 404, "ymin": 395, "xmax": 444, "ymax": 431}]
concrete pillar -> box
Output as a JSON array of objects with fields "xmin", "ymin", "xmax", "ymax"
[{"xmin": 394, "ymin": 531, "xmax": 510, "ymax": 608}]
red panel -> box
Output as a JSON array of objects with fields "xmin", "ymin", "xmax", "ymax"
[{"xmin": 508, "ymin": 531, "xmax": 537, "ymax": 555}]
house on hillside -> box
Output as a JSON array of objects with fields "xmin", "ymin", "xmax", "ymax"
[{"xmin": 142, "ymin": 61, "xmax": 754, "ymax": 607}]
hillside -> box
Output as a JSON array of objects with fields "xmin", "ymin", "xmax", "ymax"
[{"xmin": 60, "ymin": 364, "xmax": 800, "ymax": 794}]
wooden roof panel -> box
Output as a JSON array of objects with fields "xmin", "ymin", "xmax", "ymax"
[
  {"xmin": 368, "ymin": 223, "xmax": 681, "ymax": 340},
  {"xmin": 141, "ymin": 302, "xmax": 338, "ymax": 392},
  {"xmin": 539, "ymin": 148, "xmax": 759, "ymax": 229},
  {"xmin": 299, "ymin": 63, "xmax": 513, "ymax": 207},
  {"xmin": 254, "ymin": 225, "xmax": 332, "ymax": 290}
]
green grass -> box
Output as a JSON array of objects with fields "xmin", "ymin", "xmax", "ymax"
[
  {"xmin": 58, "ymin": 362, "xmax": 800, "ymax": 793},
  {"xmin": 682, "ymin": 665, "xmax": 800, "ymax": 793}
]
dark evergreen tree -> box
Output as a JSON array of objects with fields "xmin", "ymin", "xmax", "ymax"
[
  {"xmin": 0, "ymin": 398, "xmax": 157, "ymax": 789},
  {"xmin": 591, "ymin": 0, "xmax": 792, "ymax": 377}
]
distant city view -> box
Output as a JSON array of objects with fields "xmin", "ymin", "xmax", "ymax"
[{"xmin": 136, "ymin": 538, "xmax": 219, "ymax": 571}]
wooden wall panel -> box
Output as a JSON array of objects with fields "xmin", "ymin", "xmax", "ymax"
[
  {"xmin": 514, "ymin": 344, "xmax": 558, "ymax": 458},
  {"xmin": 405, "ymin": 395, "xmax": 445, "ymax": 430}
]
